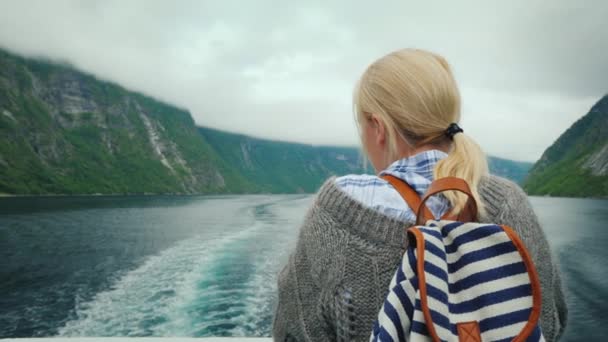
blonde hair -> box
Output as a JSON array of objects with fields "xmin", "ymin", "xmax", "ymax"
[{"xmin": 354, "ymin": 48, "xmax": 488, "ymax": 216}]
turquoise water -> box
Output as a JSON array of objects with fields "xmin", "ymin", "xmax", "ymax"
[
  {"xmin": 0, "ymin": 195, "xmax": 606, "ymax": 340},
  {"xmin": 0, "ymin": 195, "xmax": 308, "ymax": 337},
  {"xmin": 529, "ymin": 196, "xmax": 608, "ymax": 341}
]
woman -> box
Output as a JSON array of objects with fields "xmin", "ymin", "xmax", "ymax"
[{"xmin": 272, "ymin": 49, "xmax": 567, "ymax": 342}]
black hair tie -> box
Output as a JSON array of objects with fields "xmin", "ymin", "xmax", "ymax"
[{"xmin": 445, "ymin": 123, "xmax": 463, "ymax": 139}]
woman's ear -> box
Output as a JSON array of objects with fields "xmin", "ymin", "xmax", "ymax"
[{"xmin": 371, "ymin": 114, "xmax": 386, "ymax": 146}]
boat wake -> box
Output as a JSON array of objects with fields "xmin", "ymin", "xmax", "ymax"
[{"xmin": 57, "ymin": 197, "xmax": 305, "ymax": 337}]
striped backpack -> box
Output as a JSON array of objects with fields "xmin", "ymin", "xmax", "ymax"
[{"xmin": 371, "ymin": 175, "xmax": 544, "ymax": 342}]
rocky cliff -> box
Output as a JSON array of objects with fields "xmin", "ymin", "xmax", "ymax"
[
  {"xmin": 524, "ymin": 95, "xmax": 608, "ymax": 197},
  {"xmin": 0, "ymin": 49, "xmax": 246, "ymax": 194}
]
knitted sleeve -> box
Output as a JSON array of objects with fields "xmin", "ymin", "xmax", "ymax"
[
  {"xmin": 489, "ymin": 178, "xmax": 568, "ymax": 342},
  {"xmin": 272, "ymin": 192, "xmax": 340, "ymax": 342},
  {"xmin": 272, "ymin": 249, "xmax": 311, "ymax": 342}
]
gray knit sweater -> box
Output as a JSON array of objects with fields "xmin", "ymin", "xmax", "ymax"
[{"xmin": 272, "ymin": 175, "xmax": 567, "ymax": 341}]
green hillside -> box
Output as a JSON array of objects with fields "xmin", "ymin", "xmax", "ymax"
[
  {"xmin": 524, "ymin": 96, "xmax": 608, "ymax": 197},
  {"xmin": 488, "ymin": 157, "xmax": 533, "ymax": 185},
  {"xmin": 198, "ymin": 127, "xmax": 366, "ymax": 193},
  {"xmin": 0, "ymin": 49, "xmax": 251, "ymax": 194}
]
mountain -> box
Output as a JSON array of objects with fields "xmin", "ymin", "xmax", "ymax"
[
  {"xmin": 0, "ymin": 48, "xmax": 531, "ymax": 195},
  {"xmin": 0, "ymin": 49, "xmax": 252, "ymax": 194},
  {"xmin": 198, "ymin": 127, "xmax": 366, "ymax": 193},
  {"xmin": 524, "ymin": 96, "xmax": 608, "ymax": 197},
  {"xmin": 488, "ymin": 157, "xmax": 533, "ymax": 185}
]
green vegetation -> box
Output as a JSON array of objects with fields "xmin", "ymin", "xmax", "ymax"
[
  {"xmin": 0, "ymin": 49, "xmax": 234, "ymax": 194},
  {"xmin": 524, "ymin": 96, "xmax": 608, "ymax": 197},
  {"xmin": 524, "ymin": 156, "xmax": 607, "ymax": 197},
  {"xmin": 198, "ymin": 127, "xmax": 366, "ymax": 193},
  {"xmin": 487, "ymin": 157, "xmax": 533, "ymax": 185}
]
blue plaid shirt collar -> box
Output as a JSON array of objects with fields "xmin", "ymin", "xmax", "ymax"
[
  {"xmin": 379, "ymin": 149, "xmax": 448, "ymax": 196},
  {"xmin": 335, "ymin": 149, "xmax": 449, "ymax": 222}
]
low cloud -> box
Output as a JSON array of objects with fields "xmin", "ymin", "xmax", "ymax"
[{"xmin": 0, "ymin": 0, "xmax": 605, "ymax": 161}]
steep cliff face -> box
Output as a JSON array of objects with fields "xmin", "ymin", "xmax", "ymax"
[
  {"xmin": 198, "ymin": 127, "xmax": 366, "ymax": 193},
  {"xmin": 0, "ymin": 49, "xmax": 242, "ymax": 194},
  {"xmin": 524, "ymin": 95, "xmax": 608, "ymax": 197},
  {"xmin": 487, "ymin": 157, "xmax": 533, "ymax": 185}
]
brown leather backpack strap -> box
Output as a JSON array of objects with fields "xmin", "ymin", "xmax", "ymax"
[
  {"xmin": 417, "ymin": 177, "xmax": 478, "ymax": 225},
  {"xmin": 381, "ymin": 175, "xmax": 434, "ymax": 222}
]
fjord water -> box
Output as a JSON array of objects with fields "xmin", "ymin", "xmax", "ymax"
[{"xmin": 0, "ymin": 195, "xmax": 606, "ymax": 340}]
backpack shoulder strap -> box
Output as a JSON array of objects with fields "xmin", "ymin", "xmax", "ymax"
[
  {"xmin": 381, "ymin": 175, "xmax": 478, "ymax": 225},
  {"xmin": 381, "ymin": 174, "xmax": 434, "ymax": 221}
]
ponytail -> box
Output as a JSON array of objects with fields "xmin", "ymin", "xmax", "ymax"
[{"xmin": 434, "ymin": 132, "xmax": 488, "ymax": 217}]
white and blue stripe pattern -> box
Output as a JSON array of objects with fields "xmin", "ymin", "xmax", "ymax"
[
  {"xmin": 335, "ymin": 150, "xmax": 450, "ymax": 223},
  {"xmin": 371, "ymin": 221, "xmax": 544, "ymax": 342}
]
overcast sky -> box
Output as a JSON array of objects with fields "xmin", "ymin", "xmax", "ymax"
[{"xmin": 0, "ymin": 0, "xmax": 606, "ymax": 162}]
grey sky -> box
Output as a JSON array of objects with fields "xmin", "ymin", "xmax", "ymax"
[{"xmin": 0, "ymin": 0, "xmax": 606, "ymax": 162}]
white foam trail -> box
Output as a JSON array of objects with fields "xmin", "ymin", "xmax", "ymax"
[
  {"xmin": 57, "ymin": 195, "xmax": 310, "ymax": 337},
  {"xmin": 58, "ymin": 228, "xmax": 250, "ymax": 336}
]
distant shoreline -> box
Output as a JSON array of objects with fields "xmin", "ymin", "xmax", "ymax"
[{"xmin": 525, "ymin": 194, "xmax": 608, "ymax": 200}]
